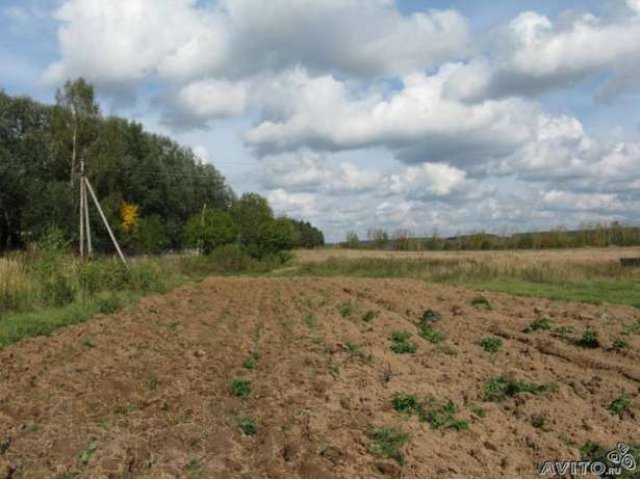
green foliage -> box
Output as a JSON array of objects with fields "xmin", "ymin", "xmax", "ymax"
[
  {"xmin": 608, "ymin": 394, "xmax": 631, "ymax": 415},
  {"xmin": 391, "ymin": 393, "xmax": 421, "ymax": 415},
  {"xmin": 303, "ymin": 312, "xmax": 318, "ymax": 329},
  {"xmin": 136, "ymin": 215, "xmax": 169, "ymax": 254},
  {"xmin": 611, "ymin": 338, "xmax": 629, "ymax": 352},
  {"xmin": 288, "ymin": 219, "xmax": 324, "ymax": 248},
  {"xmin": 362, "ymin": 310, "xmax": 377, "ymax": 323},
  {"xmin": 471, "ymin": 295, "xmax": 492, "ymax": 310},
  {"xmin": 421, "ymin": 309, "xmax": 442, "ymax": 323},
  {"xmin": 78, "ymin": 441, "xmax": 98, "ymax": 465},
  {"xmin": 390, "ymin": 330, "xmax": 417, "ymax": 354},
  {"xmin": 242, "ymin": 356, "xmax": 257, "ymax": 370},
  {"xmin": 524, "ymin": 317, "xmax": 553, "ymax": 333},
  {"xmin": 577, "ymin": 329, "xmax": 600, "ymax": 348},
  {"xmin": 368, "ymin": 427, "xmax": 409, "ymax": 464},
  {"xmin": 421, "ymin": 400, "xmax": 468, "ymax": 431},
  {"xmin": 345, "ymin": 341, "xmax": 362, "ymax": 354},
  {"xmin": 185, "ymin": 208, "xmax": 237, "ymax": 254},
  {"xmin": 339, "ymin": 301, "xmax": 354, "ymax": 318},
  {"xmin": 418, "ymin": 325, "xmax": 446, "ymax": 344},
  {"xmin": 483, "ymin": 376, "xmax": 556, "ymax": 402},
  {"xmin": 236, "ymin": 417, "xmax": 257, "ymax": 436},
  {"xmin": 230, "ymin": 379, "xmax": 252, "ymax": 399},
  {"xmin": 468, "ymin": 404, "xmax": 486, "ymax": 418},
  {"xmin": 477, "ymin": 337, "xmax": 503, "ymax": 354}
]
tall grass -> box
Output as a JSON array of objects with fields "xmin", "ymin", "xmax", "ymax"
[
  {"xmin": 287, "ymin": 255, "xmax": 640, "ymax": 307},
  {"xmin": 0, "ymin": 241, "xmax": 284, "ymax": 348}
]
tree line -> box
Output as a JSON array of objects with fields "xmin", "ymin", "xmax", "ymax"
[
  {"xmin": 344, "ymin": 223, "xmax": 640, "ymax": 251},
  {"xmin": 0, "ymin": 79, "xmax": 324, "ymax": 256}
]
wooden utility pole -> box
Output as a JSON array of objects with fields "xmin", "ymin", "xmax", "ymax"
[
  {"xmin": 84, "ymin": 177, "xmax": 127, "ymax": 267},
  {"xmin": 79, "ymin": 157, "xmax": 85, "ymax": 258}
]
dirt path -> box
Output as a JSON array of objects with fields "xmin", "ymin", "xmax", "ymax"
[{"xmin": 0, "ymin": 277, "xmax": 638, "ymax": 478}]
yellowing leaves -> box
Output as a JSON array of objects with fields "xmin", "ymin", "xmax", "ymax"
[{"xmin": 120, "ymin": 202, "xmax": 139, "ymax": 233}]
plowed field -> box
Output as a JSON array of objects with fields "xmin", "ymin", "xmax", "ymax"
[{"xmin": 0, "ymin": 277, "xmax": 638, "ymax": 478}]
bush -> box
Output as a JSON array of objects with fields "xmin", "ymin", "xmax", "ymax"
[
  {"xmin": 185, "ymin": 209, "xmax": 237, "ymax": 254},
  {"xmin": 209, "ymin": 244, "xmax": 253, "ymax": 271}
]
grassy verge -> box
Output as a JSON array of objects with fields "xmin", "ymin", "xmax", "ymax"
[
  {"xmin": 0, "ymin": 244, "xmax": 285, "ymax": 349},
  {"xmin": 282, "ymin": 256, "xmax": 640, "ymax": 307}
]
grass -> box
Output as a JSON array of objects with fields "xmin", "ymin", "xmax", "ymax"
[
  {"xmin": 0, "ymin": 245, "xmax": 286, "ymax": 350},
  {"xmin": 368, "ymin": 427, "xmax": 409, "ymax": 464},
  {"xmin": 468, "ymin": 404, "xmax": 486, "ymax": 418},
  {"xmin": 362, "ymin": 310, "xmax": 377, "ymax": 323},
  {"xmin": 608, "ymin": 394, "xmax": 631, "ymax": 415},
  {"xmin": 230, "ymin": 379, "xmax": 252, "ymax": 399},
  {"xmin": 286, "ymin": 254, "xmax": 640, "ymax": 307},
  {"xmin": 390, "ymin": 331, "xmax": 417, "ymax": 354},
  {"xmin": 421, "ymin": 309, "xmax": 442, "ymax": 323},
  {"xmin": 421, "ymin": 400, "xmax": 469, "ymax": 431},
  {"xmin": 339, "ymin": 301, "xmax": 354, "ymax": 318},
  {"xmin": 611, "ymin": 338, "xmax": 630, "ymax": 352},
  {"xmin": 236, "ymin": 416, "xmax": 257, "ymax": 436},
  {"xmin": 471, "ymin": 296, "xmax": 492, "ymax": 310},
  {"xmin": 418, "ymin": 325, "xmax": 446, "ymax": 344},
  {"xmin": 78, "ymin": 441, "xmax": 98, "ymax": 465},
  {"xmin": 524, "ymin": 317, "xmax": 553, "ymax": 333},
  {"xmin": 577, "ymin": 329, "xmax": 600, "ymax": 348},
  {"xmin": 483, "ymin": 376, "xmax": 557, "ymax": 402},
  {"xmin": 302, "ymin": 312, "xmax": 318, "ymax": 329},
  {"xmin": 477, "ymin": 337, "xmax": 503, "ymax": 354},
  {"xmin": 242, "ymin": 352, "xmax": 259, "ymax": 370},
  {"xmin": 391, "ymin": 393, "xmax": 421, "ymax": 415}
]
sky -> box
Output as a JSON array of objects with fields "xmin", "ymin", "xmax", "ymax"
[{"xmin": 1, "ymin": 0, "xmax": 639, "ymax": 242}]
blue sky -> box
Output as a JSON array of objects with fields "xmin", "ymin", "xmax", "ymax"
[{"xmin": 1, "ymin": 0, "xmax": 639, "ymax": 241}]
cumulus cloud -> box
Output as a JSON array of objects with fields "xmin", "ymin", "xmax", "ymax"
[
  {"xmin": 45, "ymin": 0, "xmax": 469, "ymax": 87},
  {"xmin": 443, "ymin": 10, "xmax": 640, "ymax": 101},
  {"xmin": 244, "ymin": 65, "xmax": 538, "ymax": 163}
]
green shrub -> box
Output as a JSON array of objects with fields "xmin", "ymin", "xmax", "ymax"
[
  {"xmin": 185, "ymin": 208, "xmax": 238, "ymax": 255},
  {"xmin": 477, "ymin": 337, "xmax": 503, "ymax": 354},
  {"xmin": 483, "ymin": 376, "xmax": 556, "ymax": 402},
  {"xmin": 524, "ymin": 317, "xmax": 553, "ymax": 333},
  {"xmin": 230, "ymin": 378, "xmax": 252, "ymax": 398},
  {"xmin": 421, "ymin": 309, "xmax": 442, "ymax": 323},
  {"xmin": 41, "ymin": 274, "xmax": 75, "ymax": 306},
  {"xmin": 368, "ymin": 427, "xmax": 409, "ymax": 464},
  {"xmin": 390, "ymin": 331, "xmax": 417, "ymax": 354},
  {"xmin": 471, "ymin": 296, "xmax": 492, "ymax": 310},
  {"xmin": 236, "ymin": 416, "xmax": 257, "ymax": 436},
  {"xmin": 577, "ymin": 329, "xmax": 600, "ymax": 348},
  {"xmin": 391, "ymin": 393, "xmax": 421, "ymax": 415},
  {"xmin": 242, "ymin": 357, "xmax": 257, "ymax": 370},
  {"xmin": 418, "ymin": 325, "xmax": 446, "ymax": 344},
  {"xmin": 608, "ymin": 394, "xmax": 631, "ymax": 415},
  {"xmin": 421, "ymin": 400, "xmax": 468, "ymax": 431},
  {"xmin": 339, "ymin": 301, "xmax": 354, "ymax": 318},
  {"xmin": 96, "ymin": 295, "xmax": 121, "ymax": 314},
  {"xmin": 611, "ymin": 338, "xmax": 629, "ymax": 352},
  {"xmin": 209, "ymin": 244, "xmax": 253, "ymax": 272},
  {"xmin": 362, "ymin": 310, "xmax": 377, "ymax": 323}
]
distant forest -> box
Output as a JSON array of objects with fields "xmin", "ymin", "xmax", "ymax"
[
  {"xmin": 0, "ymin": 80, "xmax": 324, "ymax": 255},
  {"xmin": 344, "ymin": 224, "xmax": 640, "ymax": 251}
]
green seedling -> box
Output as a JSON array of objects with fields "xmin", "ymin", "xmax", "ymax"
[
  {"xmin": 368, "ymin": 427, "xmax": 409, "ymax": 464},
  {"xmin": 477, "ymin": 337, "xmax": 503, "ymax": 354},
  {"xmin": 230, "ymin": 378, "xmax": 252, "ymax": 398}
]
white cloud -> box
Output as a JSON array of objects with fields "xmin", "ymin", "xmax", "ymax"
[
  {"xmin": 244, "ymin": 65, "xmax": 538, "ymax": 163},
  {"xmin": 386, "ymin": 163, "xmax": 467, "ymax": 197},
  {"xmin": 45, "ymin": 0, "xmax": 469, "ymax": 86},
  {"xmin": 172, "ymin": 79, "xmax": 249, "ymax": 119},
  {"xmin": 444, "ymin": 10, "xmax": 640, "ymax": 101}
]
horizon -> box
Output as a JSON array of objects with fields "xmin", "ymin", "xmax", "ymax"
[{"xmin": 2, "ymin": 0, "xmax": 640, "ymax": 242}]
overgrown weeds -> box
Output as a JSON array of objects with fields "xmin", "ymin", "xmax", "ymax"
[
  {"xmin": 368, "ymin": 426, "xmax": 409, "ymax": 464},
  {"xmin": 483, "ymin": 376, "xmax": 557, "ymax": 402},
  {"xmin": 390, "ymin": 331, "xmax": 417, "ymax": 354}
]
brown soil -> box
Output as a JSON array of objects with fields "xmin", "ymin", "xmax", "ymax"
[{"xmin": 0, "ymin": 277, "xmax": 638, "ymax": 478}]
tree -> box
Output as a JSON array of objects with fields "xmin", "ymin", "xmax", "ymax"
[
  {"xmin": 229, "ymin": 193, "xmax": 274, "ymax": 255},
  {"xmin": 288, "ymin": 219, "xmax": 325, "ymax": 248},
  {"xmin": 53, "ymin": 78, "xmax": 100, "ymax": 185},
  {"xmin": 185, "ymin": 208, "xmax": 237, "ymax": 254},
  {"xmin": 344, "ymin": 231, "xmax": 360, "ymax": 248}
]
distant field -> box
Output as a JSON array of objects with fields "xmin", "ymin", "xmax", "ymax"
[{"xmin": 287, "ymin": 247, "xmax": 640, "ymax": 307}]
